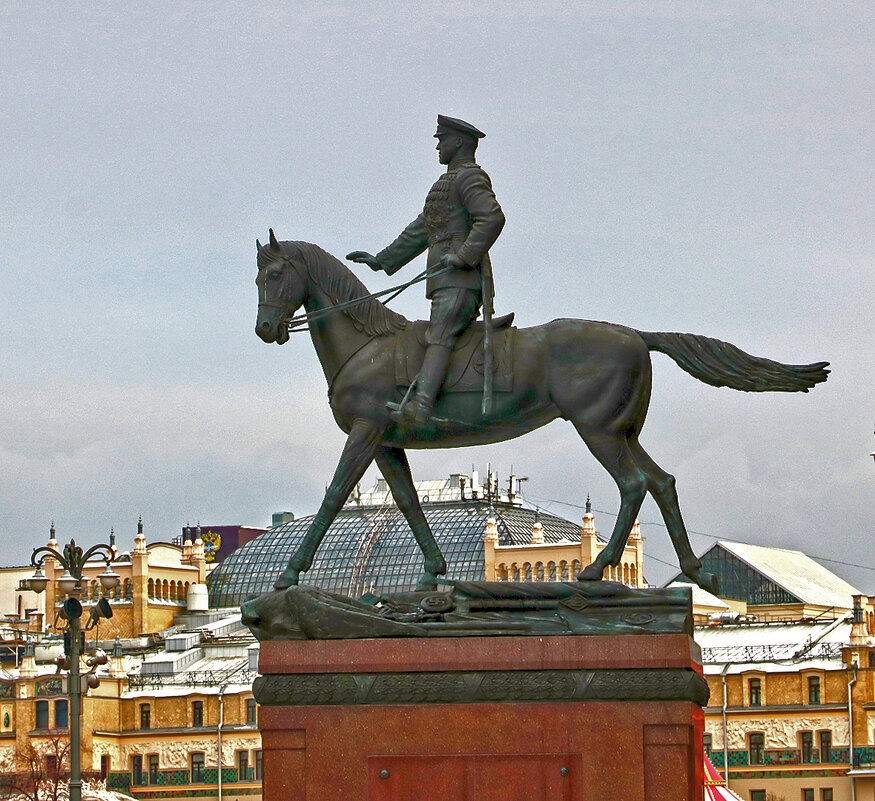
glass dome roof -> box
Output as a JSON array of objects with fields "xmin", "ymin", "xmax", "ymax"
[{"xmin": 207, "ymin": 500, "xmax": 586, "ymax": 608}]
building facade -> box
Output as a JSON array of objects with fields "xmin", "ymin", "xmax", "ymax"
[{"xmin": 0, "ymin": 524, "xmax": 262, "ymax": 801}]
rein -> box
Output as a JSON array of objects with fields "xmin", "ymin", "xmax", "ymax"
[{"xmin": 275, "ymin": 264, "xmax": 453, "ymax": 335}]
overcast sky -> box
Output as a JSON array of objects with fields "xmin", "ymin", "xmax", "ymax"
[{"xmin": 1, "ymin": 1, "xmax": 872, "ymax": 591}]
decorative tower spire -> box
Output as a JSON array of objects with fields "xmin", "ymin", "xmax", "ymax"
[
  {"xmin": 110, "ymin": 635, "xmax": 125, "ymax": 677},
  {"xmin": 483, "ymin": 515, "xmax": 499, "ymax": 543},
  {"xmin": 630, "ymin": 520, "xmax": 642, "ymax": 540},
  {"xmin": 134, "ymin": 518, "xmax": 147, "ymax": 555},
  {"xmin": 20, "ymin": 640, "xmax": 37, "ymax": 678},
  {"xmin": 182, "ymin": 525, "xmax": 193, "ymax": 562},
  {"xmin": 582, "ymin": 496, "xmax": 596, "ymax": 537},
  {"xmin": 192, "ymin": 522, "xmax": 205, "ymax": 562},
  {"xmin": 530, "ymin": 511, "xmax": 544, "ymax": 544},
  {"xmin": 48, "ymin": 521, "xmax": 58, "ymax": 549},
  {"xmin": 850, "ymin": 595, "xmax": 869, "ymax": 645}
]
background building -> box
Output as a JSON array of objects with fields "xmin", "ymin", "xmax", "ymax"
[
  {"xmin": 681, "ymin": 544, "xmax": 875, "ymax": 801},
  {"xmin": 0, "ymin": 474, "xmax": 871, "ymax": 801},
  {"xmin": 207, "ymin": 471, "xmax": 645, "ymax": 608},
  {"xmin": 0, "ymin": 523, "xmax": 261, "ymax": 801}
]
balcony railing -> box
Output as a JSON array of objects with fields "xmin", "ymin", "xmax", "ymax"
[
  {"xmin": 710, "ymin": 747, "xmax": 861, "ymax": 769},
  {"xmin": 701, "ymin": 641, "xmax": 843, "ymax": 664},
  {"xmin": 117, "ymin": 767, "xmax": 254, "ymax": 789},
  {"xmin": 127, "ymin": 668, "xmax": 256, "ymax": 690}
]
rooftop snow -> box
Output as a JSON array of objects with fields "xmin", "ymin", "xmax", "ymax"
[{"xmin": 714, "ymin": 541, "xmax": 861, "ymax": 609}]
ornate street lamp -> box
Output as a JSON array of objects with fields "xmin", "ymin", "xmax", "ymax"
[{"xmin": 28, "ymin": 534, "xmax": 120, "ymax": 801}]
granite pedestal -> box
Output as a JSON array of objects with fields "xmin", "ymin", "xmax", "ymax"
[{"xmin": 255, "ymin": 633, "xmax": 707, "ymax": 800}]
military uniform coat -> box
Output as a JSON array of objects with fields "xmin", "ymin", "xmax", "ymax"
[{"xmin": 375, "ymin": 160, "xmax": 505, "ymax": 299}]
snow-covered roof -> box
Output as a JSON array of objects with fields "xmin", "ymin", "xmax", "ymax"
[
  {"xmin": 670, "ymin": 581, "xmax": 730, "ymax": 611},
  {"xmin": 695, "ymin": 617, "xmax": 852, "ymax": 673},
  {"xmin": 715, "ymin": 541, "xmax": 861, "ymax": 609}
]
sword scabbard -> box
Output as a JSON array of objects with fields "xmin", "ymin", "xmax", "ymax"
[{"xmin": 481, "ymin": 263, "xmax": 494, "ymax": 416}]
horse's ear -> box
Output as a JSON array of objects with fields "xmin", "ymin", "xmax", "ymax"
[
  {"xmin": 256, "ymin": 239, "xmax": 263, "ymax": 252},
  {"xmin": 269, "ymin": 229, "xmax": 280, "ymax": 250}
]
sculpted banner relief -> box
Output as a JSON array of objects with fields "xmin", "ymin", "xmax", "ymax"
[{"xmin": 706, "ymin": 715, "xmax": 849, "ymax": 750}]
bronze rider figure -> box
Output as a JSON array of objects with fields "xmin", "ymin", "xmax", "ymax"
[{"xmin": 347, "ymin": 115, "xmax": 505, "ymax": 427}]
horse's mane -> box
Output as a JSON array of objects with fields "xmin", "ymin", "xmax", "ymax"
[{"xmin": 285, "ymin": 241, "xmax": 409, "ymax": 336}]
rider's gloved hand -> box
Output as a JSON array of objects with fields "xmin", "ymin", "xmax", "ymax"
[
  {"xmin": 346, "ymin": 251, "xmax": 385, "ymax": 272},
  {"xmin": 439, "ymin": 253, "xmax": 467, "ymax": 270}
]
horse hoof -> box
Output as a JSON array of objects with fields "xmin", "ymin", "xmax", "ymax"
[
  {"xmin": 697, "ymin": 571, "xmax": 719, "ymax": 595},
  {"xmin": 685, "ymin": 568, "xmax": 719, "ymax": 596},
  {"xmin": 424, "ymin": 557, "xmax": 447, "ymax": 577},
  {"xmin": 274, "ymin": 568, "xmax": 301, "ymax": 591},
  {"xmin": 416, "ymin": 572, "xmax": 439, "ymax": 591},
  {"xmin": 577, "ymin": 563, "xmax": 604, "ymax": 581}
]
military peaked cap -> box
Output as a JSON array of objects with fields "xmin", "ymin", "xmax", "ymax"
[{"xmin": 434, "ymin": 115, "xmax": 486, "ymax": 139}]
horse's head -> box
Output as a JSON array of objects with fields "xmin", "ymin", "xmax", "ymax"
[{"xmin": 254, "ymin": 230, "xmax": 308, "ymax": 345}]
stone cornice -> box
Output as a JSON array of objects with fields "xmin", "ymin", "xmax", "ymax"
[{"xmin": 254, "ymin": 667, "xmax": 709, "ymax": 707}]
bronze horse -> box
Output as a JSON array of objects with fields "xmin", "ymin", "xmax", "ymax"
[{"xmin": 254, "ymin": 235, "xmax": 828, "ymax": 594}]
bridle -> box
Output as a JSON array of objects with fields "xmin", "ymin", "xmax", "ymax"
[{"xmin": 258, "ymin": 252, "xmax": 452, "ymax": 336}]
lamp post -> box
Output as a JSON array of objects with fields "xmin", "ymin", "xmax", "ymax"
[{"xmin": 27, "ymin": 537, "xmax": 120, "ymax": 801}]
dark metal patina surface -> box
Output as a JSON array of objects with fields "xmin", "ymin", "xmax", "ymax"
[{"xmin": 242, "ymin": 580, "xmax": 694, "ymax": 640}]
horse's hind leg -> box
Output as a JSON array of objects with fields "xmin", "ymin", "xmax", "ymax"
[
  {"xmin": 375, "ymin": 446, "xmax": 447, "ymax": 589},
  {"xmin": 575, "ymin": 429, "xmax": 648, "ymax": 581},
  {"xmin": 275, "ymin": 419, "xmax": 383, "ymax": 590},
  {"xmin": 628, "ymin": 439, "xmax": 719, "ymax": 595}
]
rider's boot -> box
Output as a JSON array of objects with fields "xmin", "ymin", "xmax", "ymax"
[{"xmin": 402, "ymin": 345, "xmax": 452, "ymax": 427}]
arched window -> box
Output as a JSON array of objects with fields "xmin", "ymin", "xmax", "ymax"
[
  {"xmin": 536, "ymin": 562, "xmax": 544, "ymax": 581},
  {"xmin": 524, "ymin": 563, "xmax": 532, "ymax": 581},
  {"xmin": 548, "ymin": 561, "xmax": 556, "ymax": 581},
  {"xmin": 560, "ymin": 561, "xmax": 568, "ymax": 580},
  {"xmin": 124, "ymin": 578, "xmax": 133, "ymax": 599},
  {"xmin": 572, "ymin": 560, "xmax": 581, "ymax": 575},
  {"xmin": 162, "ymin": 579, "xmax": 169, "ymax": 600},
  {"xmin": 511, "ymin": 565, "xmax": 520, "ymax": 582},
  {"xmin": 630, "ymin": 564, "xmax": 638, "ymax": 587},
  {"xmin": 147, "ymin": 579, "xmax": 155, "ymax": 598},
  {"xmin": 623, "ymin": 564, "xmax": 630, "ymax": 584}
]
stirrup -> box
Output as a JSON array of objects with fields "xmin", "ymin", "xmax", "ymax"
[{"xmin": 386, "ymin": 401, "xmax": 452, "ymax": 429}]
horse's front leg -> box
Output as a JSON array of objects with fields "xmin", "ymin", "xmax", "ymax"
[
  {"xmin": 375, "ymin": 446, "xmax": 447, "ymax": 590},
  {"xmin": 275, "ymin": 419, "xmax": 384, "ymax": 590}
]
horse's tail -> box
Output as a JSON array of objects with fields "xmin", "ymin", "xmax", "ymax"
[{"xmin": 638, "ymin": 330, "xmax": 829, "ymax": 392}]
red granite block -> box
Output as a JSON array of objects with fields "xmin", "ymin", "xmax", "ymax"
[
  {"xmin": 259, "ymin": 632, "xmax": 702, "ymax": 675},
  {"xmin": 260, "ymin": 701, "xmax": 704, "ymax": 801},
  {"xmin": 259, "ymin": 632, "xmax": 704, "ymax": 800}
]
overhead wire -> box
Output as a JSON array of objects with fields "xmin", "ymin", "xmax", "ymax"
[{"xmin": 525, "ymin": 493, "xmax": 875, "ymax": 573}]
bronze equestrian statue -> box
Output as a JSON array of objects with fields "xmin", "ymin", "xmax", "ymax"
[
  {"xmin": 348, "ymin": 115, "xmax": 505, "ymax": 428},
  {"xmin": 253, "ymin": 232, "xmax": 828, "ymax": 594}
]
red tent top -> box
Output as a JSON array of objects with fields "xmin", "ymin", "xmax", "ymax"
[{"xmin": 704, "ymin": 753, "xmax": 745, "ymax": 801}]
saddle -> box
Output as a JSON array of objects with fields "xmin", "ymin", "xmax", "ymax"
[{"xmin": 395, "ymin": 313, "xmax": 515, "ymax": 393}]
